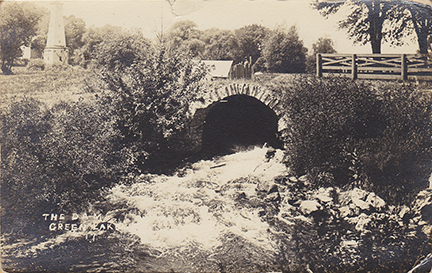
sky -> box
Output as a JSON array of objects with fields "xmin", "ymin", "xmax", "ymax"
[{"xmin": 2, "ymin": 0, "xmax": 427, "ymax": 54}]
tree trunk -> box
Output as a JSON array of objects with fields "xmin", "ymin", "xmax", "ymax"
[
  {"xmin": 367, "ymin": 0, "xmax": 384, "ymax": 54},
  {"xmin": 371, "ymin": 37, "xmax": 382, "ymax": 54},
  {"xmin": 418, "ymin": 32, "xmax": 429, "ymax": 55},
  {"xmin": 412, "ymin": 13, "xmax": 431, "ymax": 55},
  {"xmin": 408, "ymin": 5, "xmax": 432, "ymax": 55}
]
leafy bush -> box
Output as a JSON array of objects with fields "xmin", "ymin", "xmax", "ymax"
[
  {"xmin": 0, "ymin": 97, "xmax": 124, "ymax": 236},
  {"xmin": 267, "ymin": 75, "xmax": 432, "ymax": 204},
  {"xmin": 269, "ymin": 76, "xmax": 381, "ymax": 182},
  {"xmin": 87, "ymin": 36, "xmax": 208, "ymax": 173},
  {"xmin": 1, "ymin": 98, "xmax": 51, "ymax": 235},
  {"xmin": 15, "ymin": 58, "xmax": 30, "ymax": 67},
  {"xmin": 361, "ymin": 81, "xmax": 432, "ymax": 203},
  {"xmin": 26, "ymin": 58, "xmax": 45, "ymax": 71}
]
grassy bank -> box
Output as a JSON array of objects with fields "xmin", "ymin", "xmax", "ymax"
[{"xmin": 0, "ymin": 66, "xmax": 95, "ymax": 108}]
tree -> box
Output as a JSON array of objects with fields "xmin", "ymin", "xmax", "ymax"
[
  {"xmin": 235, "ymin": 24, "xmax": 270, "ymax": 64},
  {"xmin": 313, "ymin": 0, "xmax": 400, "ymax": 54},
  {"xmin": 166, "ymin": 20, "xmax": 204, "ymax": 57},
  {"xmin": 306, "ymin": 36, "xmax": 337, "ymax": 73},
  {"xmin": 0, "ymin": 2, "xmax": 44, "ymax": 74},
  {"xmin": 201, "ymin": 28, "xmax": 242, "ymax": 63},
  {"xmin": 64, "ymin": 15, "xmax": 86, "ymax": 62},
  {"xmin": 26, "ymin": 8, "xmax": 49, "ymax": 57},
  {"xmin": 408, "ymin": 3, "xmax": 432, "ymax": 55},
  {"xmin": 391, "ymin": 2, "xmax": 432, "ymax": 54},
  {"xmin": 312, "ymin": 36, "xmax": 337, "ymax": 55},
  {"xmin": 75, "ymin": 24, "xmax": 123, "ymax": 67},
  {"xmin": 261, "ymin": 26, "xmax": 308, "ymax": 73},
  {"xmin": 28, "ymin": 8, "xmax": 49, "ymax": 55},
  {"xmin": 92, "ymin": 28, "xmax": 151, "ymax": 71}
]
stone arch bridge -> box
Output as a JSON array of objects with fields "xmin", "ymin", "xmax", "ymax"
[{"xmin": 187, "ymin": 83, "xmax": 286, "ymax": 156}]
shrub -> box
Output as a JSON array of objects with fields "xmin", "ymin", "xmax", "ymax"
[
  {"xmin": 15, "ymin": 58, "xmax": 29, "ymax": 67},
  {"xmin": 87, "ymin": 37, "xmax": 208, "ymax": 173},
  {"xmin": 41, "ymin": 99, "xmax": 124, "ymax": 204},
  {"xmin": 360, "ymin": 81, "xmax": 432, "ymax": 202},
  {"xmin": 0, "ymin": 97, "xmax": 124, "ymax": 236},
  {"xmin": 269, "ymin": 76, "xmax": 381, "ymax": 182},
  {"xmin": 267, "ymin": 75, "xmax": 432, "ymax": 204},
  {"xmin": 1, "ymin": 98, "xmax": 51, "ymax": 235},
  {"xmin": 26, "ymin": 58, "xmax": 45, "ymax": 71}
]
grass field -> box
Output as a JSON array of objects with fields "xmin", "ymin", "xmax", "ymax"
[
  {"xmin": 2, "ymin": 66, "xmax": 431, "ymax": 110},
  {"xmin": 0, "ymin": 66, "xmax": 96, "ymax": 109}
]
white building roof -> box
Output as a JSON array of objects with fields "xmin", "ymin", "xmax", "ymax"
[{"xmin": 194, "ymin": 60, "xmax": 233, "ymax": 78}]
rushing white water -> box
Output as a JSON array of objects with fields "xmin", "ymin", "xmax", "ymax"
[{"xmin": 105, "ymin": 146, "xmax": 287, "ymax": 251}]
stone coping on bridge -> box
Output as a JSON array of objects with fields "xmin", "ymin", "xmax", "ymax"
[
  {"xmin": 191, "ymin": 83, "xmax": 283, "ymax": 117},
  {"xmin": 186, "ymin": 83, "xmax": 288, "ymax": 153}
]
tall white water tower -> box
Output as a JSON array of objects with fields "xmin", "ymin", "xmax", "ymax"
[{"xmin": 44, "ymin": 2, "xmax": 68, "ymax": 64}]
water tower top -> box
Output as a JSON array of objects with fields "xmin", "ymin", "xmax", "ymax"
[{"xmin": 46, "ymin": 2, "xmax": 66, "ymax": 48}]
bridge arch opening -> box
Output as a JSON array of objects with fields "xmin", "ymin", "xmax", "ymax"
[{"xmin": 201, "ymin": 94, "xmax": 282, "ymax": 156}]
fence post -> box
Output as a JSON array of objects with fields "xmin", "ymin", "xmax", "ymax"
[
  {"xmin": 316, "ymin": 53, "xmax": 323, "ymax": 77},
  {"xmin": 244, "ymin": 62, "xmax": 249, "ymax": 79},
  {"xmin": 401, "ymin": 54, "xmax": 407, "ymax": 81},
  {"xmin": 249, "ymin": 56, "xmax": 253, "ymax": 79},
  {"xmin": 351, "ymin": 54, "xmax": 357, "ymax": 80}
]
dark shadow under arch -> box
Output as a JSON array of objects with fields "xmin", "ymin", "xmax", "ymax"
[{"xmin": 201, "ymin": 94, "xmax": 282, "ymax": 156}]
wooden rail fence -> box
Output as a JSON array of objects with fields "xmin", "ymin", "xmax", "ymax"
[
  {"xmin": 230, "ymin": 61, "xmax": 252, "ymax": 79},
  {"xmin": 317, "ymin": 53, "xmax": 432, "ymax": 81}
]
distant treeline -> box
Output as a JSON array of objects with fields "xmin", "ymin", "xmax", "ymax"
[
  {"xmin": 59, "ymin": 19, "xmax": 336, "ymax": 74},
  {"xmin": 11, "ymin": 0, "xmax": 337, "ymax": 74}
]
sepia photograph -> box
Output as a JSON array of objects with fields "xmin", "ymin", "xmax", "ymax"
[{"xmin": 1, "ymin": 0, "xmax": 432, "ymax": 272}]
